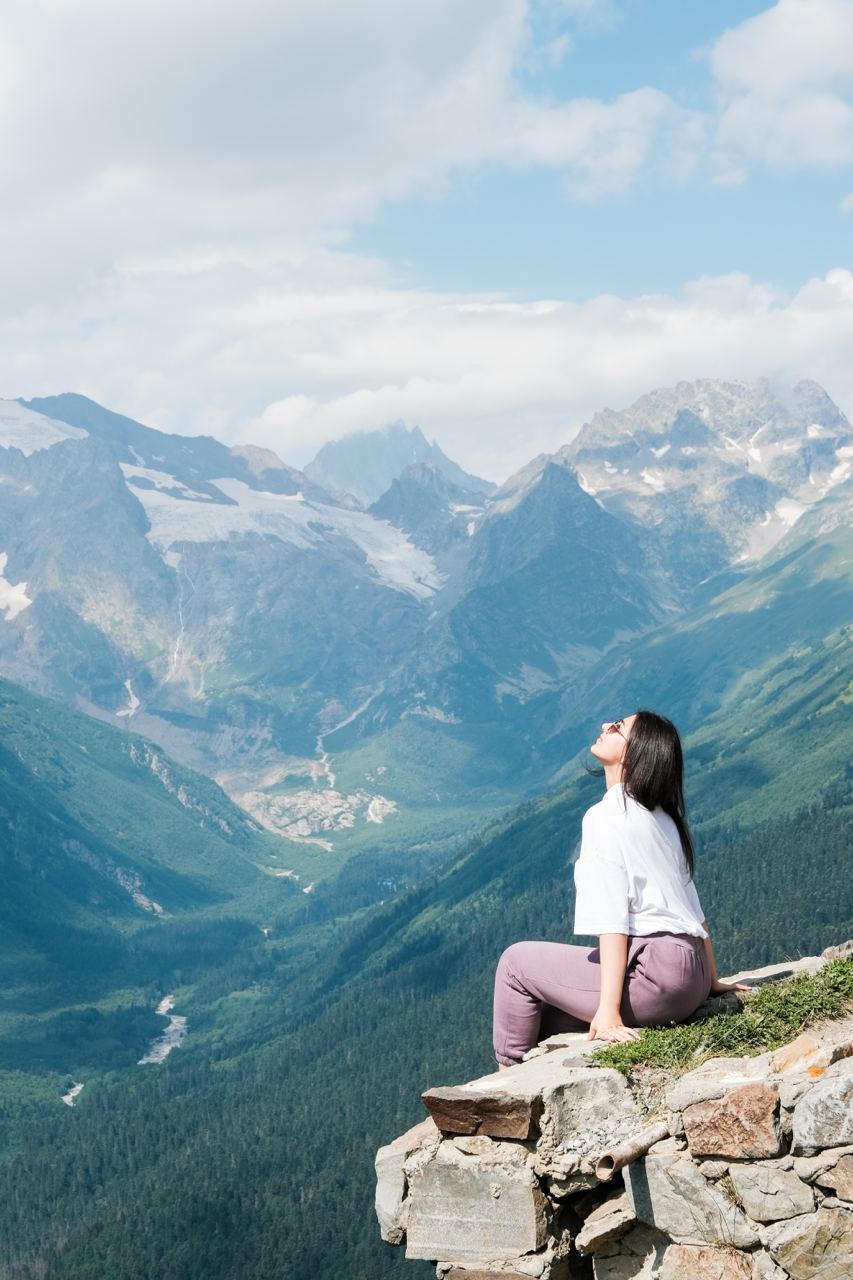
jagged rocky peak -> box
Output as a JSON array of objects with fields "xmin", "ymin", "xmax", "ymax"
[
  {"xmin": 227, "ymin": 443, "xmax": 337, "ymax": 503},
  {"xmin": 561, "ymin": 376, "xmax": 851, "ymax": 481},
  {"xmin": 304, "ymin": 420, "xmax": 496, "ymax": 507},
  {"xmin": 555, "ymin": 377, "xmax": 853, "ymax": 573},
  {"xmin": 370, "ymin": 463, "xmax": 489, "ymax": 559}
]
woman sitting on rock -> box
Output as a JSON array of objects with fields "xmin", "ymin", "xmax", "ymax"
[{"xmin": 492, "ymin": 709, "xmax": 747, "ymax": 1067}]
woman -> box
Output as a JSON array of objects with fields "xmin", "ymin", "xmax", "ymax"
[{"xmin": 492, "ymin": 709, "xmax": 747, "ymax": 1067}]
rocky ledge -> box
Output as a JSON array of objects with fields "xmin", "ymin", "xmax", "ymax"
[{"xmin": 375, "ymin": 942, "xmax": 853, "ymax": 1280}]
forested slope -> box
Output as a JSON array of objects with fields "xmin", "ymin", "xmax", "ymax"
[{"xmin": 0, "ymin": 753, "xmax": 849, "ymax": 1278}]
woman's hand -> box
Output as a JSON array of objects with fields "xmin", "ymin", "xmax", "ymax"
[
  {"xmin": 709, "ymin": 979, "xmax": 752, "ymax": 995},
  {"xmin": 587, "ymin": 1006, "xmax": 641, "ymax": 1043}
]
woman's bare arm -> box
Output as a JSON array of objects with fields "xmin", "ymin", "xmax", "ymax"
[
  {"xmin": 587, "ymin": 933, "xmax": 641, "ymax": 1042},
  {"xmin": 702, "ymin": 922, "xmax": 751, "ymax": 995}
]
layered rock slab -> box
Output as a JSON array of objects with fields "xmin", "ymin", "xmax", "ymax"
[
  {"xmin": 727, "ymin": 1162, "xmax": 815, "ymax": 1222},
  {"xmin": 405, "ymin": 1140, "xmax": 547, "ymax": 1265},
  {"xmin": 657, "ymin": 1242, "xmax": 752, "ymax": 1279},
  {"xmin": 623, "ymin": 1138, "xmax": 759, "ymax": 1248},
  {"xmin": 763, "ymin": 1205, "xmax": 853, "ymax": 1279},
  {"xmin": 791, "ymin": 1061, "xmax": 853, "ymax": 1154},
  {"xmin": 422, "ymin": 1053, "xmax": 639, "ymax": 1152}
]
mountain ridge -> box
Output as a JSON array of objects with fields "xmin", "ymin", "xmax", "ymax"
[{"xmin": 1, "ymin": 376, "xmax": 850, "ymax": 869}]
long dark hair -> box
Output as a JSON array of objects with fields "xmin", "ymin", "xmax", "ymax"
[{"xmin": 588, "ymin": 708, "xmax": 695, "ymax": 878}]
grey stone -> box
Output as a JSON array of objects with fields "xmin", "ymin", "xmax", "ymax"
[
  {"xmin": 591, "ymin": 1226, "xmax": 669, "ymax": 1280},
  {"xmin": 697, "ymin": 1159, "xmax": 730, "ymax": 1181},
  {"xmin": 817, "ymin": 1154, "xmax": 853, "ymax": 1200},
  {"xmin": 623, "ymin": 1138, "xmax": 760, "ymax": 1248},
  {"xmin": 750, "ymin": 1250, "xmax": 789, "ymax": 1280},
  {"xmin": 793, "ymin": 1145, "xmax": 853, "ymax": 1184},
  {"xmin": 770, "ymin": 1022, "xmax": 853, "ymax": 1076},
  {"xmin": 780, "ymin": 1074, "xmax": 820, "ymax": 1109},
  {"xmin": 374, "ymin": 1116, "xmax": 439, "ymax": 1244},
  {"xmin": 665, "ymin": 1055, "xmax": 772, "ymax": 1112},
  {"xmin": 821, "ymin": 940, "xmax": 853, "ymax": 961},
  {"xmin": 667, "ymin": 1110, "xmax": 685, "ymax": 1137},
  {"xmin": 727, "ymin": 1163, "xmax": 815, "ymax": 1223},
  {"xmin": 522, "ymin": 1031, "xmax": 600, "ymax": 1062},
  {"xmin": 575, "ymin": 1191, "xmax": 636, "ymax": 1255},
  {"xmin": 724, "ymin": 954, "xmax": 826, "ymax": 986},
  {"xmin": 657, "ymin": 1243, "xmax": 753, "ymax": 1279},
  {"xmin": 763, "ymin": 1205, "xmax": 853, "ymax": 1278},
  {"xmin": 548, "ymin": 1170, "xmax": 600, "ymax": 1197},
  {"xmin": 791, "ymin": 1062, "xmax": 853, "ymax": 1154},
  {"xmin": 405, "ymin": 1140, "xmax": 547, "ymax": 1265},
  {"xmin": 421, "ymin": 1054, "xmax": 636, "ymax": 1147},
  {"xmin": 541, "ymin": 1067, "xmax": 640, "ymax": 1156}
]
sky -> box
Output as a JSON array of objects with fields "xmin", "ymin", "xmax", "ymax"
[{"xmin": 2, "ymin": 0, "xmax": 853, "ymax": 482}]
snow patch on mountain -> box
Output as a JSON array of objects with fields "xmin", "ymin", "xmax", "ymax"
[
  {"xmin": 0, "ymin": 553, "xmax": 33, "ymax": 619},
  {"xmin": 120, "ymin": 464, "xmax": 216, "ymax": 502},
  {"xmin": 125, "ymin": 472, "xmax": 441, "ymax": 598},
  {"xmin": 744, "ymin": 498, "xmax": 807, "ymax": 560},
  {"xmin": 561, "ymin": 379, "xmax": 853, "ymax": 569},
  {"xmin": 1, "ymin": 401, "xmax": 88, "ymax": 455}
]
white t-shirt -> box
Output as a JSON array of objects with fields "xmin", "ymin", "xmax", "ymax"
[{"xmin": 573, "ymin": 782, "xmax": 707, "ymax": 938}]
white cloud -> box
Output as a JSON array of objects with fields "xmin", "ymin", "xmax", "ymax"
[
  {"xmin": 7, "ymin": 246, "xmax": 852, "ymax": 483},
  {"xmin": 709, "ymin": 0, "xmax": 853, "ymax": 172},
  {"xmin": 1, "ymin": 0, "xmax": 853, "ymax": 486},
  {"xmin": 0, "ymin": 1, "xmax": 705, "ymax": 312}
]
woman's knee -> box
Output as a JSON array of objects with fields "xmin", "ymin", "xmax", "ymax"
[{"xmin": 495, "ymin": 940, "xmax": 536, "ymax": 980}]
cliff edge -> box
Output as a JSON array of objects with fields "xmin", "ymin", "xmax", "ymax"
[{"xmin": 375, "ymin": 942, "xmax": 853, "ymax": 1280}]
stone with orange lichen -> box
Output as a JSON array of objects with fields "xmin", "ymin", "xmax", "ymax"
[{"xmin": 683, "ymin": 1083, "xmax": 783, "ymax": 1159}]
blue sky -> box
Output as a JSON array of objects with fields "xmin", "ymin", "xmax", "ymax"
[
  {"xmin": 351, "ymin": 0, "xmax": 852, "ymax": 300},
  {"xmin": 2, "ymin": 0, "xmax": 853, "ymax": 479},
  {"xmin": 351, "ymin": 158, "xmax": 853, "ymax": 301}
]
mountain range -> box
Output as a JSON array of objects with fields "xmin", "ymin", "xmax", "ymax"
[
  {"xmin": 0, "ymin": 379, "xmax": 850, "ymax": 878},
  {"xmin": 0, "ymin": 376, "xmax": 851, "ymax": 1278}
]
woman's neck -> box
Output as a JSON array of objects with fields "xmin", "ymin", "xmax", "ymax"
[{"xmin": 604, "ymin": 763, "xmax": 624, "ymax": 791}]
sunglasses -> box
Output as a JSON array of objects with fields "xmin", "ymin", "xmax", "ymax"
[{"xmin": 604, "ymin": 719, "xmax": 627, "ymax": 738}]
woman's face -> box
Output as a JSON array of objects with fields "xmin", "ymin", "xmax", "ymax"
[{"xmin": 590, "ymin": 714, "xmax": 637, "ymax": 767}]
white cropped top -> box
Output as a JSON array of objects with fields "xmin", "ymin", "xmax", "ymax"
[{"xmin": 573, "ymin": 782, "xmax": 707, "ymax": 938}]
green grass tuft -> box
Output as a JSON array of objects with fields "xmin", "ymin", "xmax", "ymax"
[{"xmin": 594, "ymin": 956, "xmax": 853, "ymax": 1076}]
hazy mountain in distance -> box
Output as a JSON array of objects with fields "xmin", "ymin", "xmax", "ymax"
[
  {"xmin": 539, "ymin": 466, "xmax": 853, "ymax": 802},
  {"xmin": 304, "ymin": 420, "xmax": 496, "ymax": 506},
  {"xmin": 2, "ymin": 378, "xmax": 851, "ymax": 871},
  {"xmin": 352, "ymin": 458, "xmax": 674, "ymax": 756},
  {"xmin": 0, "ymin": 395, "xmax": 439, "ymax": 860}
]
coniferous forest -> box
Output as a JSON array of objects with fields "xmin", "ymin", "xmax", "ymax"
[{"xmin": 0, "ymin": 757, "xmax": 849, "ymax": 1279}]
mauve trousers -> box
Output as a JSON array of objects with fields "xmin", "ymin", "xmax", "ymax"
[{"xmin": 492, "ymin": 932, "xmax": 711, "ymax": 1066}]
